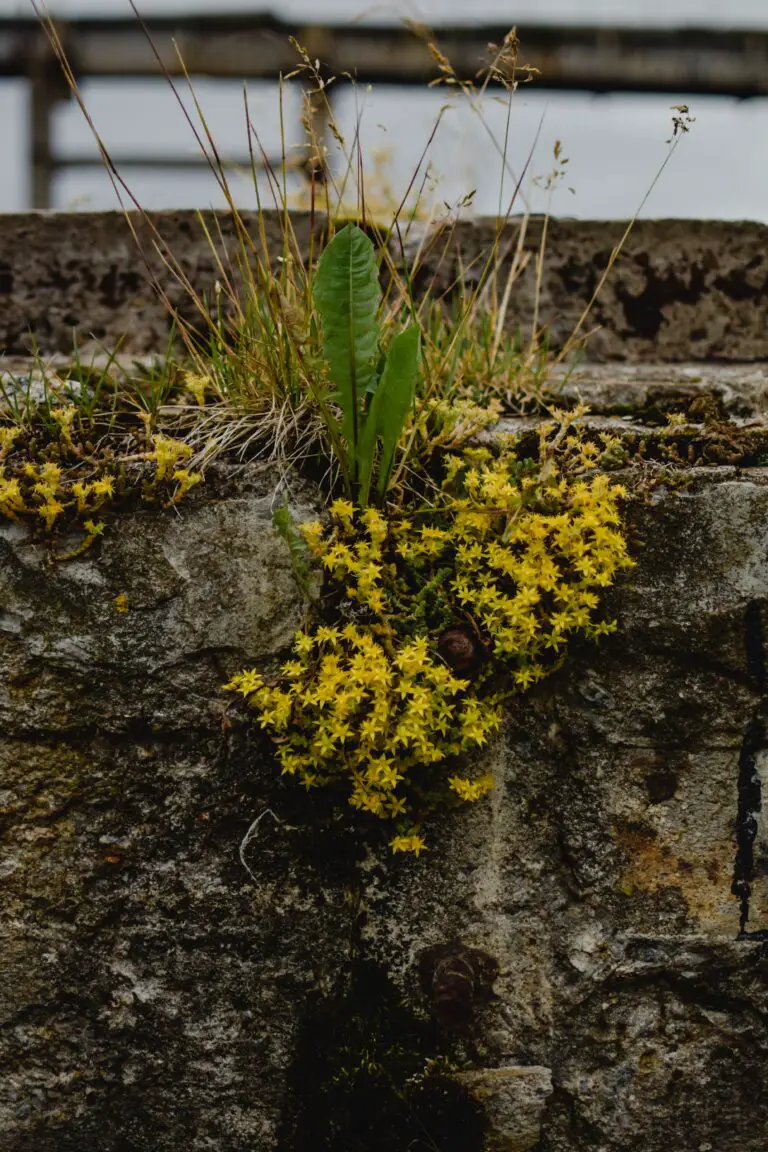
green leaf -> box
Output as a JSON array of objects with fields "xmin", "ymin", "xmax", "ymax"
[
  {"xmin": 375, "ymin": 324, "xmax": 421, "ymax": 499},
  {"xmin": 272, "ymin": 497, "xmax": 316, "ymax": 601},
  {"xmin": 356, "ymin": 378, "xmax": 387, "ymax": 507},
  {"xmin": 312, "ymin": 224, "xmax": 382, "ymax": 459}
]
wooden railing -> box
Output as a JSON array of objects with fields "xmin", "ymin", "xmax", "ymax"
[{"xmin": 4, "ymin": 13, "xmax": 768, "ymax": 208}]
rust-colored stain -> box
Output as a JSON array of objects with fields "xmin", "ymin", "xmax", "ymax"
[{"xmin": 613, "ymin": 822, "xmax": 735, "ymax": 928}]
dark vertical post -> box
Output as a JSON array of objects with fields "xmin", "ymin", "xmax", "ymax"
[
  {"xmin": 26, "ymin": 23, "xmax": 71, "ymax": 210},
  {"xmin": 29, "ymin": 60, "xmax": 54, "ymax": 209}
]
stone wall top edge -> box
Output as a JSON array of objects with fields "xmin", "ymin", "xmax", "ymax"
[{"xmin": 3, "ymin": 210, "xmax": 768, "ymax": 240}]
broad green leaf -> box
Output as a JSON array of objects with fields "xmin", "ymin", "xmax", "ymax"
[
  {"xmin": 376, "ymin": 324, "xmax": 422, "ymax": 499},
  {"xmin": 312, "ymin": 224, "xmax": 382, "ymax": 456}
]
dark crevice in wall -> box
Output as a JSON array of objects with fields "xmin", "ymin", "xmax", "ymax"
[
  {"xmin": 745, "ymin": 600, "xmax": 767, "ymax": 693},
  {"xmin": 277, "ymin": 959, "xmax": 485, "ymax": 1152},
  {"xmin": 713, "ymin": 270, "xmax": 768, "ymax": 303},
  {"xmin": 732, "ymin": 601, "xmax": 768, "ymax": 935}
]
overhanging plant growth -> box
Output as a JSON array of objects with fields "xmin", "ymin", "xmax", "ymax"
[
  {"xmin": 22, "ymin": 6, "xmax": 694, "ymax": 854},
  {"xmin": 189, "ymin": 211, "xmax": 634, "ymax": 855},
  {"xmin": 227, "ymin": 328, "xmax": 634, "ymax": 854},
  {"xmin": 226, "ymin": 233, "xmax": 634, "ymax": 856}
]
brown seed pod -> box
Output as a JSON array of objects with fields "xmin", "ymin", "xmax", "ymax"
[
  {"xmin": 417, "ymin": 940, "xmax": 499, "ymax": 1032},
  {"xmin": 437, "ymin": 625, "xmax": 483, "ymax": 674}
]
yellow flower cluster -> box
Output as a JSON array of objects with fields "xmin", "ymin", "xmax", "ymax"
[
  {"xmin": 146, "ymin": 434, "xmax": 202, "ymax": 501},
  {"xmin": 389, "ymin": 833, "xmax": 428, "ymax": 856},
  {"xmin": 226, "ymin": 623, "xmax": 504, "ymax": 837},
  {"xmin": 0, "ymin": 459, "xmax": 105, "ymax": 535},
  {"xmin": 149, "ymin": 434, "xmax": 192, "ymax": 481},
  {"xmin": 0, "ymin": 426, "xmax": 19, "ymax": 459},
  {"xmin": 226, "ymin": 422, "xmax": 632, "ymax": 853},
  {"xmin": 50, "ymin": 406, "xmax": 76, "ymax": 449},
  {"xmin": 0, "ymin": 473, "xmax": 25, "ymax": 520},
  {"xmin": 301, "ymin": 501, "xmax": 390, "ymax": 614},
  {"xmin": 405, "ymin": 449, "xmax": 634, "ymax": 683},
  {"xmin": 28, "ymin": 461, "xmax": 65, "ymax": 530},
  {"xmin": 424, "ymin": 396, "xmax": 503, "ymax": 450},
  {"xmin": 0, "ymin": 415, "xmax": 202, "ymax": 543},
  {"xmin": 72, "ymin": 476, "xmax": 116, "ymax": 514},
  {"xmin": 448, "ymin": 773, "xmax": 495, "ymax": 802},
  {"xmin": 184, "ymin": 373, "xmax": 211, "ymax": 407}
]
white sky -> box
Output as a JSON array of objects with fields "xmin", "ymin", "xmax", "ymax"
[
  {"xmin": 2, "ymin": 1, "xmax": 768, "ymax": 218},
  {"xmin": 5, "ymin": 0, "xmax": 768, "ymax": 26}
]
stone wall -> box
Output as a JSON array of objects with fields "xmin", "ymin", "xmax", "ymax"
[
  {"xmin": 3, "ymin": 212, "xmax": 768, "ymax": 363},
  {"xmin": 2, "ymin": 215, "xmax": 768, "ymax": 1152}
]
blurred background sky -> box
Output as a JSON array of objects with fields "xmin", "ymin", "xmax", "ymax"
[{"xmin": 3, "ymin": 0, "xmax": 768, "ymax": 219}]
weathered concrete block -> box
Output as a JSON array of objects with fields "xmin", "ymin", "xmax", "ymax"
[
  {"xmin": 1, "ymin": 404, "xmax": 768, "ymax": 1148},
  {"xmin": 4, "ymin": 213, "xmax": 768, "ymax": 362}
]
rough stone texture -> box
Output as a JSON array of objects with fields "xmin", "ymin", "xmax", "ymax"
[
  {"xmin": 0, "ymin": 466, "xmax": 345, "ymax": 1151},
  {"xmin": 455, "ymin": 1067, "xmax": 554, "ymax": 1152},
  {"xmin": 4, "ymin": 213, "xmax": 768, "ymax": 362},
  {"xmin": 0, "ymin": 211, "xmax": 316, "ymax": 362},
  {"xmin": 2, "ymin": 445, "xmax": 768, "ymax": 1150},
  {"xmin": 553, "ymin": 362, "xmax": 768, "ymax": 422}
]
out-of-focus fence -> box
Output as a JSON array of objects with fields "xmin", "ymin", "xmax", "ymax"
[{"xmin": 3, "ymin": 13, "xmax": 768, "ymax": 207}]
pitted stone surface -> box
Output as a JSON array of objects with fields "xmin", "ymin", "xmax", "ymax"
[
  {"xmin": 1, "ymin": 460, "xmax": 768, "ymax": 1150},
  {"xmin": 4, "ymin": 213, "xmax": 768, "ymax": 362}
]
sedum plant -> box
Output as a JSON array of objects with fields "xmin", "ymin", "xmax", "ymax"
[
  {"xmin": 0, "ymin": 403, "xmax": 200, "ymax": 558},
  {"xmin": 27, "ymin": 9, "xmax": 661, "ymax": 856},
  {"xmin": 226, "ymin": 416, "xmax": 633, "ymax": 853}
]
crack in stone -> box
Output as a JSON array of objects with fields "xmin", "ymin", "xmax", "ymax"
[{"xmin": 732, "ymin": 601, "xmax": 768, "ymax": 935}]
